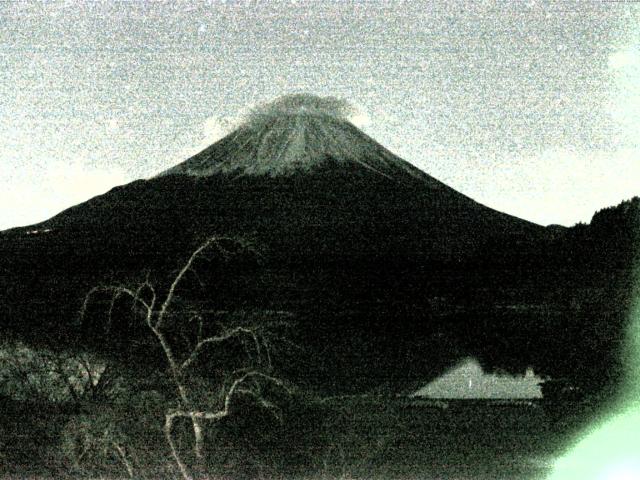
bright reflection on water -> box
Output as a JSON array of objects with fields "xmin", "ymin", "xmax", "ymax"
[{"xmin": 547, "ymin": 266, "xmax": 640, "ymax": 480}]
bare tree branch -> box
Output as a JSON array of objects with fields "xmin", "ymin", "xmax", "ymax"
[
  {"xmin": 82, "ymin": 285, "xmax": 152, "ymax": 319},
  {"xmin": 166, "ymin": 371, "xmax": 289, "ymax": 424},
  {"xmin": 112, "ymin": 442, "xmax": 135, "ymax": 479},
  {"xmin": 156, "ymin": 236, "xmax": 235, "ymax": 330},
  {"xmin": 81, "ymin": 235, "xmax": 288, "ymax": 480},
  {"xmin": 180, "ymin": 326, "xmax": 262, "ymax": 371}
]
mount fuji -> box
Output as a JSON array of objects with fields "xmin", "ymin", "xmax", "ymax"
[{"xmin": 0, "ymin": 95, "xmax": 635, "ymax": 394}]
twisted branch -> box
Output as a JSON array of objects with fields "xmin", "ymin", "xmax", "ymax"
[{"xmin": 81, "ymin": 236, "xmax": 286, "ymax": 480}]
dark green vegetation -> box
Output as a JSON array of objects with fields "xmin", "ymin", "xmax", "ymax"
[{"xmin": 0, "ymin": 373, "xmax": 588, "ymax": 480}]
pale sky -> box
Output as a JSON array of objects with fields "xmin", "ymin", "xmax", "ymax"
[{"xmin": 1, "ymin": 0, "xmax": 639, "ymax": 230}]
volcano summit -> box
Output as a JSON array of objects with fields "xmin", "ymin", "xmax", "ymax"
[{"xmin": 162, "ymin": 94, "xmax": 434, "ymax": 183}]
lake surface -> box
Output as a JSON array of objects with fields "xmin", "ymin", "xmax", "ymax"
[{"xmin": 1, "ymin": 397, "xmax": 589, "ymax": 480}]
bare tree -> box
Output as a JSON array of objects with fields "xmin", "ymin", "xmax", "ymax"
[{"xmin": 81, "ymin": 236, "xmax": 289, "ymax": 480}]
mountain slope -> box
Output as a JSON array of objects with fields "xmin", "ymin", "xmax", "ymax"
[
  {"xmin": 4, "ymin": 94, "xmax": 548, "ymax": 272},
  {"xmin": 0, "ymin": 96, "xmax": 577, "ymax": 392}
]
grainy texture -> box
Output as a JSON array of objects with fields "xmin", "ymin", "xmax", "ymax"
[
  {"xmin": 1, "ymin": 0, "xmax": 639, "ymax": 229},
  {"xmin": 1, "ymin": 2, "xmax": 639, "ymax": 479}
]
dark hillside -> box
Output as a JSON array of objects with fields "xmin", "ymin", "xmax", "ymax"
[{"xmin": 0, "ymin": 102, "xmax": 636, "ymax": 396}]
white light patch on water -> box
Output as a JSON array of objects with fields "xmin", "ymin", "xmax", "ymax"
[{"xmin": 411, "ymin": 358, "xmax": 543, "ymax": 399}]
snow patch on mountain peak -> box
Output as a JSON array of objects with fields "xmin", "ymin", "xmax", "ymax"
[
  {"xmin": 160, "ymin": 94, "xmax": 430, "ymax": 182},
  {"xmin": 243, "ymin": 93, "xmax": 367, "ymax": 127}
]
